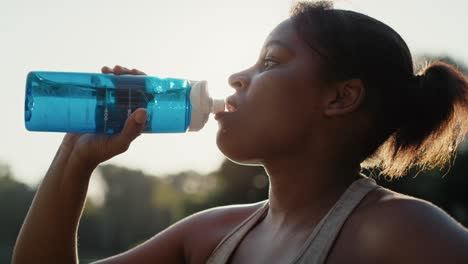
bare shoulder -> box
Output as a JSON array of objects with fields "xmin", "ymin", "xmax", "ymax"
[
  {"xmin": 181, "ymin": 201, "xmax": 267, "ymax": 263},
  {"xmin": 330, "ymin": 187, "xmax": 468, "ymax": 264}
]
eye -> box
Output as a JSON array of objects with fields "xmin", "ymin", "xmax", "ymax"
[{"xmin": 262, "ymin": 58, "xmax": 279, "ymax": 70}]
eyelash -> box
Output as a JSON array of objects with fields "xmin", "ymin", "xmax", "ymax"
[{"xmin": 261, "ymin": 58, "xmax": 279, "ymax": 70}]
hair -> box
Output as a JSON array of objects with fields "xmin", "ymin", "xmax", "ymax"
[{"xmin": 290, "ymin": 1, "xmax": 468, "ymax": 178}]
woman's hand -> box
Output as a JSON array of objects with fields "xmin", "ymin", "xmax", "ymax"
[{"xmin": 63, "ymin": 65, "xmax": 148, "ymax": 170}]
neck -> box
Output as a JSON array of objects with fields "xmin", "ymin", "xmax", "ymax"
[{"xmin": 262, "ymin": 150, "xmax": 362, "ymax": 229}]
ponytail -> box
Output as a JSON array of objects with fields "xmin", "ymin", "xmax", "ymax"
[{"xmin": 366, "ymin": 62, "xmax": 468, "ymax": 177}]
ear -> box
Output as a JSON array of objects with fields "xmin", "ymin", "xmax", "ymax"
[{"xmin": 324, "ymin": 79, "xmax": 365, "ymax": 117}]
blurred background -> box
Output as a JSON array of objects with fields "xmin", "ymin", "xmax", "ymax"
[{"xmin": 1, "ymin": 0, "xmax": 467, "ymax": 262}]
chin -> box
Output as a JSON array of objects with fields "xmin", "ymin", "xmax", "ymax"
[
  {"xmin": 216, "ymin": 131, "xmax": 264, "ymax": 166},
  {"xmin": 228, "ymin": 158, "xmax": 263, "ymax": 166}
]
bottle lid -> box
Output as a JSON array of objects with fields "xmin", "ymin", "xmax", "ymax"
[{"xmin": 188, "ymin": 81, "xmax": 225, "ymax": 131}]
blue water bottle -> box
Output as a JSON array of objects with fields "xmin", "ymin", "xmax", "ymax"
[{"xmin": 24, "ymin": 71, "xmax": 225, "ymax": 134}]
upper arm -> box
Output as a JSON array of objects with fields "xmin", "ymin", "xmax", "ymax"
[{"xmin": 362, "ymin": 197, "xmax": 468, "ymax": 264}]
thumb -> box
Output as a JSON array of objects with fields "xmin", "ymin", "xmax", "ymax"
[{"xmin": 110, "ymin": 108, "xmax": 147, "ymax": 154}]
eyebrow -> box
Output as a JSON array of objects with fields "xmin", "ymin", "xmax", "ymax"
[{"xmin": 263, "ymin": 40, "xmax": 294, "ymax": 53}]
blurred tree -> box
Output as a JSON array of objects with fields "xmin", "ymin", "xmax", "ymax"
[
  {"xmin": 0, "ymin": 162, "xmax": 34, "ymax": 263},
  {"xmin": 78, "ymin": 198, "xmax": 105, "ymax": 261},
  {"xmin": 204, "ymin": 159, "xmax": 269, "ymax": 207},
  {"xmin": 414, "ymin": 54, "xmax": 468, "ymax": 74},
  {"xmin": 154, "ymin": 170, "xmax": 215, "ymax": 221},
  {"xmin": 95, "ymin": 164, "xmax": 165, "ymax": 254}
]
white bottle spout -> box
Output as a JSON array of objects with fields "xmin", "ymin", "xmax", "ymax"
[
  {"xmin": 212, "ymin": 99, "xmax": 225, "ymax": 114},
  {"xmin": 188, "ymin": 80, "xmax": 223, "ymax": 131}
]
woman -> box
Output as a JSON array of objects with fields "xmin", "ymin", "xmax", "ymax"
[{"xmin": 13, "ymin": 1, "xmax": 468, "ymax": 263}]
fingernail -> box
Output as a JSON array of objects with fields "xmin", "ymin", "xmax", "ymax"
[{"xmin": 133, "ymin": 110, "xmax": 147, "ymax": 125}]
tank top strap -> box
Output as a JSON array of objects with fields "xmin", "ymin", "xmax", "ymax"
[
  {"xmin": 205, "ymin": 176, "xmax": 380, "ymax": 264},
  {"xmin": 206, "ymin": 201, "xmax": 269, "ymax": 264},
  {"xmin": 293, "ymin": 176, "xmax": 380, "ymax": 264}
]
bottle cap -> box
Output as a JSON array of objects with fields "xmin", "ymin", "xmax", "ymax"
[{"xmin": 189, "ymin": 80, "xmax": 222, "ymax": 131}]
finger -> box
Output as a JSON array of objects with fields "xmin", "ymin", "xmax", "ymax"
[
  {"xmin": 113, "ymin": 65, "xmax": 132, "ymax": 75},
  {"xmin": 109, "ymin": 108, "xmax": 147, "ymax": 154},
  {"xmin": 62, "ymin": 133, "xmax": 80, "ymax": 144},
  {"xmin": 101, "ymin": 66, "xmax": 113, "ymax": 74},
  {"xmin": 112, "ymin": 65, "xmax": 123, "ymax": 74},
  {"xmin": 61, "ymin": 133, "xmax": 81, "ymax": 151},
  {"xmin": 130, "ymin": 68, "xmax": 146, "ymax": 75}
]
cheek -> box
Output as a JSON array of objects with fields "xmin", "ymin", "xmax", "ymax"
[
  {"xmin": 216, "ymin": 65, "xmax": 324, "ymax": 161},
  {"xmin": 223, "ymin": 87, "xmax": 319, "ymax": 160},
  {"xmin": 250, "ymin": 100, "xmax": 318, "ymax": 155},
  {"xmin": 251, "ymin": 73, "xmax": 322, "ymax": 140}
]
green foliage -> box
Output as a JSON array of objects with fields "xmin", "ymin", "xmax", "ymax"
[
  {"xmin": 414, "ymin": 54, "xmax": 468, "ymax": 74},
  {"xmin": 206, "ymin": 159, "xmax": 269, "ymax": 207},
  {"xmin": 0, "ymin": 162, "xmax": 34, "ymax": 263}
]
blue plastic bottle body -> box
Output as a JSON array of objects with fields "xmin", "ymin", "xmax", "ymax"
[{"xmin": 25, "ymin": 71, "xmax": 192, "ymax": 134}]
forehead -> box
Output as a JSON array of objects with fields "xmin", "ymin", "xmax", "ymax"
[{"xmin": 263, "ymin": 19, "xmax": 309, "ymax": 52}]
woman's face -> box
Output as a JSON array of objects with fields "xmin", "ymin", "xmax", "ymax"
[{"xmin": 215, "ymin": 19, "xmax": 328, "ymax": 164}]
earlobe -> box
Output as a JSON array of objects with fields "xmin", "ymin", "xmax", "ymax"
[{"xmin": 324, "ymin": 79, "xmax": 365, "ymax": 117}]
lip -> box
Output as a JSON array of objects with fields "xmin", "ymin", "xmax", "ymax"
[
  {"xmin": 215, "ymin": 94, "xmax": 241, "ymax": 121},
  {"xmin": 226, "ymin": 95, "xmax": 239, "ymax": 111},
  {"xmin": 214, "ymin": 111, "xmax": 230, "ymax": 121}
]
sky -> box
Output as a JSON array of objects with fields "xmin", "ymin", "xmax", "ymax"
[{"xmin": 1, "ymin": 0, "xmax": 467, "ymax": 187}]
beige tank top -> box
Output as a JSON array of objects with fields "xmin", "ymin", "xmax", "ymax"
[{"xmin": 206, "ymin": 176, "xmax": 380, "ymax": 264}]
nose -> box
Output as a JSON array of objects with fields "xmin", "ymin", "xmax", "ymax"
[{"xmin": 228, "ymin": 70, "xmax": 250, "ymax": 91}]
